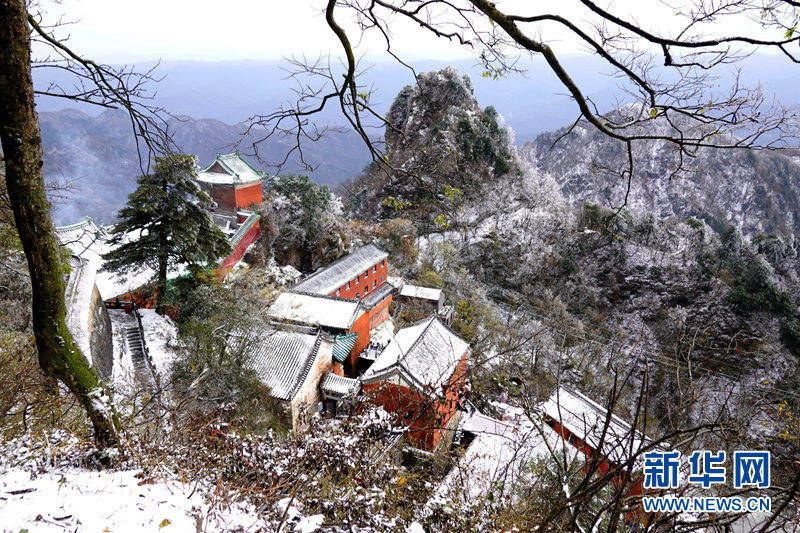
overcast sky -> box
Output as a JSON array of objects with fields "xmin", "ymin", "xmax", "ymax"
[
  {"xmin": 36, "ymin": 0, "xmax": 471, "ymax": 62},
  {"xmin": 33, "ymin": 0, "xmax": 774, "ymax": 64}
]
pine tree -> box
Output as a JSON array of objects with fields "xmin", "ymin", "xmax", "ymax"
[{"xmin": 103, "ymin": 154, "xmax": 231, "ymax": 312}]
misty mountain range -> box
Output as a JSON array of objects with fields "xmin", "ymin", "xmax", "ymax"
[{"xmin": 36, "ymin": 56, "xmax": 800, "ymax": 226}]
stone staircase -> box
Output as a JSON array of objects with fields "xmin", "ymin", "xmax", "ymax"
[{"xmin": 123, "ymin": 326, "xmax": 147, "ymax": 368}]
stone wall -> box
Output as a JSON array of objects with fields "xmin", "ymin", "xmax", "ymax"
[
  {"xmin": 88, "ymin": 285, "xmax": 113, "ymax": 378},
  {"xmin": 290, "ymin": 337, "xmax": 334, "ymax": 430}
]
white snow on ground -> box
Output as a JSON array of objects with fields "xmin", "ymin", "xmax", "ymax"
[
  {"xmin": 0, "ymin": 467, "xmax": 267, "ymax": 532},
  {"xmin": 138, "ymin": 309, "xmax": 179, "ymax": 378},
  {"xmin": 107, "ymin": 308, "xmax": 179, "ymax": 400},
  {"xmin": 294, "ymin": 514, "xmax": 324, "ymax": 532},
  {"xmin": 0, "ymin": 431, "xmax": 268, "ymax": 533}
]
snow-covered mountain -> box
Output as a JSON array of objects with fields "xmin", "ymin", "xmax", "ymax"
[
  {"xmin": 343, "ymin": 69, "xmax": 800, "ymax": 472},
  {"xmin": 520, "ymin": 112, "xmax": 800, "ymax": 237}
]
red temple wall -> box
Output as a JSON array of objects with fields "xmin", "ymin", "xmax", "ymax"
[
  {"xmin": 234, "ymin": 183, "xmax": 263, "ymax": 209},
  {"xmin": 332, "ymin": 259, "xmax": 388, "ymax": 299},
  {"xmin": 212, "ymin": 187, "xmax": 237, "ymax": 211},
  {"xmin": 368, "ymin": 295, "xmax": 392, "ymax": 330},
  {"xmin": 345, "ymin": 312, "xmax": 372, "ymax": 372},
  {"xmin": 217, "ymin": 220, "xmax": 261, "ymax": 276},
  {"xmin": 363, "ymin": 349, "xmax": 467, "ymax": 451}
]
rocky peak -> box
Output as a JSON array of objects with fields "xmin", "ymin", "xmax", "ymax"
[{"xmin": 346, "ymin": 68, "xmax": 520, "ymax": 227}]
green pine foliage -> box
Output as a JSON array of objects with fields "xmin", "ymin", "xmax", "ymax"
[{"xmin": 102, "ymin": 154, "xmax": 231, "ymax": 309}]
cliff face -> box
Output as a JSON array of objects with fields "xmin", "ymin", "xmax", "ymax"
[{"xmin": 520, "ymin": 111, "xmax": 800, "ymax": 236}]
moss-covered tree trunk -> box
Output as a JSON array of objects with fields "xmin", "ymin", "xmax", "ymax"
[{"xmin": 0, "ymin": 0, "xmax": 118, "ymax": 446}]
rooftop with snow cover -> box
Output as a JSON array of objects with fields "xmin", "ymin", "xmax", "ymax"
[
  {"xmin": 399, "ymin": 284, "xmax": 442, "ymax": 301},
  {"xmin": 55, "ymin": 214, "xmax": 257, "ymax": 300},
  {"xmin": 293, "ymin": 244, "xmax": 388, "ymax": 295},
  {"xmin": 267, "ymin": 291, "xmax": 364, "ymax": 330},
  {"xmin": 231, "ymin": 324, "xmax": 325, "ymax": 401},
  {"xmin": 540, "ymin": 387, "xmax": 648, "ymax": 465},
  {"xmin": 362, "ymin": 315, "xmax": 468, "ymax": 392},
  {"xmin": 320, "ymin": 371, "xmax": 361, "ymax": 398},
  {"xmin": 196, "ymin": 152, "xmax": 266, "ymax": 186},
  {"xmin": 55, "ymin": 217, "xmax": 109, "ymax": 260}
]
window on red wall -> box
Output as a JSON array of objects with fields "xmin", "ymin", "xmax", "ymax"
[
  {"xmin": 347, "ymin": 281, "xmax": 350, "ymax": 289},
  {"xmin": 335, "ymin": 289, "xmax": 340, "ymax": 296},
  {"xmin": 373, "ymin": 265, "xmax": 377, "ymax": 273},
  {"xmin": 356, "ymin": 292, "xmax": 360, "ymax": 298},
  {"xmin": 373, "ymin": 280, "xmax": 376, "ymax": 288}
]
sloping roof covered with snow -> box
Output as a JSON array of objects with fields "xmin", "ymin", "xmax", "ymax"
[
  {"xmin": 56, "ymin": 212, "xmax": 256, "ymax": 300},
  {"xmin": 386, "ymin": 276, "xmax": 404, "ymax": 291},
  {"xmin": 56, "ymin": 218, "xmax": 159, "ymax": 300},
  {"xmin": 540, "ymin": 387, "xmax": 646, "ymax": 464},
  {"xmin": 399, "ymin": 284, "xmax": 442, "ymax": 301},
  {"xmin": 267, "ymin": 291, "xmax": 364, "ymax": 330},
  {"xmin": 362, "ymin": 316, "xmax": 468, "ymax": 393},
  {"xmin": 196, "ymin": 152, "xmax": 266, "ymax": 186},
  {"xmin": 361, "ymin": 282, "xmax": 394, "ymax": 309},
  {"xmin": 233, "ymin": 325, "xmax": 324, "ymax": 401},
  {"xmin": 293, "ymin": 244, "xmax": 388, "ymax": 295},
  {"xmin": 320, "ymin": 371, "xmax": 361, "ymax": 398},
  {"xmin": 55, "ymin": 218, "xmax": 109, "ymax": 260},
  {"xmin": 433, "ymin": 408, "xmax": 574, "ymax": 505}
]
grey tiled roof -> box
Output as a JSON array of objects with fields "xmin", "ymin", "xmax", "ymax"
[
  {"xmin": 293, "ymin": 244, "xmax": 388, "ymax": 295},
  {"xmin": 363, "ymin": 316, "xmax": 469, "ymax": 394},
  {"xmin": 233, "ymin": 325, "xmax": 322, "ymax": 401},
  {"xmin": 361, "ymin": 282, "xmax": 394, "ymax": 309},
  {"xmin": 320, "ymin": 371, "xmax": 361, "ymax": 398}
]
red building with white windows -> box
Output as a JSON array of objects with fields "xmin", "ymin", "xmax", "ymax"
[{"xmin": 293, "ymin": 244, "xmax": 393, "ymax": 332}]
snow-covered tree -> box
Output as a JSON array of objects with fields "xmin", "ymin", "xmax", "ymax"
[
  {"xmin": 103, "ymin": 154, "xmax": 231, "ymax": 312},
  {"xmin": 266, "ymin": 174, "xmax": 345, "ymax": 270}
]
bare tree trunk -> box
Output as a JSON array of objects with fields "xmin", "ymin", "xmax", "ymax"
[{"xmin": 0, "ymin": 0, "xmax": 118, "ymax": 447}]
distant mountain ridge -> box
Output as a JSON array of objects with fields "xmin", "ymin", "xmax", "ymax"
[
  {"xmin": 520, "ymin": 113, "xmax": 800, "ymax": 237},
  {"xmin": 41, "ymin": 109, "xmax": 369, "ymax": 224},
  {"xmin": 38, "ymin": 56, "xmax": 800, "ymax": 227}
]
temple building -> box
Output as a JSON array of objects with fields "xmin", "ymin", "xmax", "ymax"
[
  {"xmin": 361, "ymin": 316, "xmax": 469, "ymax": 451},
  {"xmin": 293, "ymin": 243, "xmax": 393, "ymax": 332},
  {"xmin": 231, "ymin": 323, "xmax": 335, "ymax": 431},
  {"xmin": 195, "ymin": 152, "xmax": 267, "ymax": 212},
  {"xmin": 266, "ymin": 291, "xmax": 370, "ymax": 375}
]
